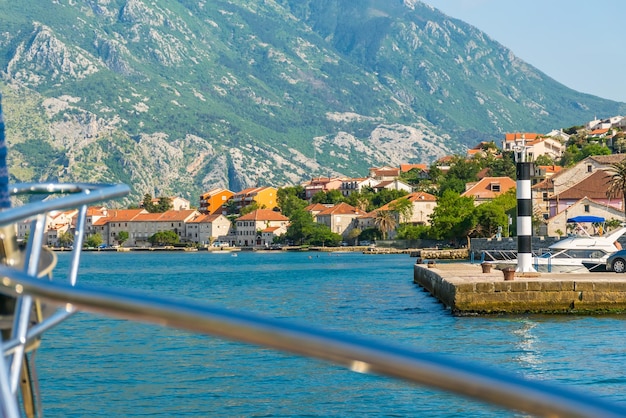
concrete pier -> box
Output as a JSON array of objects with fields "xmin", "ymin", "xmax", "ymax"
[{"xmin": 414, "ymin": 262, "xmax": 626, "ymax": 314}]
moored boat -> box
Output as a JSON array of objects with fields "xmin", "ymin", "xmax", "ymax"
[{"xmin": 483, "ymin": 216, "xmax": 626, "ymax": 273}]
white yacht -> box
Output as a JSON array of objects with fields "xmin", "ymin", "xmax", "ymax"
[{"xmin": 484, "ymin": 216, "xmax": 626, "ymax": 273}]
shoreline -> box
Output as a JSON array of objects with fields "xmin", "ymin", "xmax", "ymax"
[{"xmin": 50, "ymin": 245, "xmax": 431, "ymax": 255}]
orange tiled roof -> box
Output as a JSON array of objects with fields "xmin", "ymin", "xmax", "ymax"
[
  {"xmin": 461, "ymin": 177, "xmax": 516, "ymax": 199},
  {"xmin": 590, "ymin": 128, "xmax": 609, "ymax": 135},
  {"xmin": 157, "ymin": 209, "xmax": 197, "ymax": 221},
  {"xmin": 536, "ymin": 165, "xmax": 563, "ymax": 174},
  {"xmin": 187, "ymin": 213, "xmax": 223, "ymax": 224},
  {"xmin": 236, "ymin": 209, "xmax": 288, "ymax": 222},
  {"xmin": 105, "ymin": 209, "xmax": 146, "ymax": 222},
  {"xmin": 305, "ymin": 203, "xmax": 331, "ymax": 212},
  {"xmin": 504, "ymin": 133, "xmax": 540, "ymax": 141},
  {"xmin": 400, "ymin": 164, "xmax": 427, "ymax": 172},
  {"xmin": 316, "ymin": 202, "xmax": 364, "ymax": 216},
  {"xmin": 86, "ymin": 206, "xmax": 107, "ymax": 216},
  {"xmin": 406, "ymin": 191, "xmax": 437, "ymax": 202}
]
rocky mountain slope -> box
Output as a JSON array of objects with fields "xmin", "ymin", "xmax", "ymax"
[{"xmin": 1, "ymin": 0, "xmax": 624, "ymax": 204}]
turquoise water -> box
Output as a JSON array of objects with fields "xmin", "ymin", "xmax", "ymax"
[{"xmin": 35, "ymin": 251, "xmax": 626, "ymax": 417}]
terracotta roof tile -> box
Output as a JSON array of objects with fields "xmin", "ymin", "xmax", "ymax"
[{"xmin": 236, "ymin": 209, "xmax": 289, "ymax": 222}]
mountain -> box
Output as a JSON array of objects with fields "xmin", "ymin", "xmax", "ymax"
[{"xmin": 0, "ymin": 0, "xmax": 624, "ymax": 204}]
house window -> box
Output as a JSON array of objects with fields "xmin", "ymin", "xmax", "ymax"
[
  {"xmin": 584, "ymin": 204, "xmax": 590, "ymax": 213},
  {"xmin": 587, "ymin": 165, "xmax": 593, "ymax": 173},
  {"xmin": 542, "ymin": 192, "xmax": 548, "ymax": 201},
  {"xmin": 491, "ymin": 183, "xmax": 500, "ymax": 192}
]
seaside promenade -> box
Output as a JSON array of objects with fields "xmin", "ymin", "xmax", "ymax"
[{"xmin": 414, "ymin": 262, "xmax": 626, "ymax": 315}]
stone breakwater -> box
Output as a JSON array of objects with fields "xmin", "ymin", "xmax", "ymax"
[{"xmin": 414, "ymin": 262, "xmax": 626, "ymax": 315}]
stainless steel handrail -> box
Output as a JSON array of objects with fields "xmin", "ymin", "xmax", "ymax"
[
  {"xmin": 0, "ymin": 183, "xmax": 130, "ymax": 227},
  {"xmin": 0, "ymin": 182, "xmax": 625, "ymax": 418},
  {"xmin": 0, "ymin": 268, "xmax": 624, "ymax": 418}
]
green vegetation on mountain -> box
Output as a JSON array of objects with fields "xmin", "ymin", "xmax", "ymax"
[{"xmin": 1, "ymin": 0, "xmax": 624, "ymax": 204}]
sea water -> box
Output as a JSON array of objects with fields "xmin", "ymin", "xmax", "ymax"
[{"xmin": 34, "ymin": 251, "xmax": 626, "ymax": 417}]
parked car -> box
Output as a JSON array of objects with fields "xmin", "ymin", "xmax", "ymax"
[{"xmin": 607, "ymin": 250, "xmax": 626, "ymax": 273}]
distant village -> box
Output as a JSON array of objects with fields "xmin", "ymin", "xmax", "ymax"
[{"xmin": 25, "ymin": 115, "xmax": 626, "ymax": 249}]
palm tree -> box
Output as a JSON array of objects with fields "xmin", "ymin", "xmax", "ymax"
[
  {"xmin": 374, "ymin": 210, "xmax": 397, "ymax": 240},
  {"xmin": 606, "ymin": 160, "xmax": 626, "ymax": 220}
]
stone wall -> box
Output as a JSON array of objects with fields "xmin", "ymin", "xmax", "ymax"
[{"xmin": 414, "ymin": 264, "xmax": 626, "ymax": 314}]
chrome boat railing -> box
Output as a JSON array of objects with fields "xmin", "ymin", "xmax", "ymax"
[{"xmin": 0, "ymin": 183, "xmax": 624, "ymax": 417}]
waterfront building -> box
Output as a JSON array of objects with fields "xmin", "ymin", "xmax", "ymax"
[
  {"xmin": 401, "ymin": 191, "xmax": 438, "ymax": 225},
  {"xmin": 234, "ymin": 209, "xmax": 289, "ymax": 247},
  {"xmin": 315, "ymin": 202, "xmax": 365, "ymax": 237},
  {"xmin": 547, "ymin": 170, "xmax": 623, "ymax": 218},
  {"xmin": 130, "ymin": 209, "xmax": 199, "ymax": 246},
  {"xmin": 543, "ymin": 197, "xmax": 625, "ymax": 237},
  {"xmin": 185, "ymin": 213, "xmax": 232, "ymax": 245},
  {"xmin": 565, "ymin": 155, "xmax": 625, "ymax": 191},
  {"xmin": 84, "ymin": 206, "xmax": 109, "ymax": 237},
  {"xmin": 44, "ymin": 209, "xmax": 78, "ymax": 247},
  {"xmin": 92, "ymin": 209, "xmax": 147, "ymax": 246}
]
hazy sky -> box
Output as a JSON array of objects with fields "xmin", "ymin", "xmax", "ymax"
[{"xmin": 422, "ymin": 0, "xmax": 626, "ymax": 103}]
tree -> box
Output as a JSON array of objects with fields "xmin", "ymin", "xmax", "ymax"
[
  {"xmin": 58, "ymin": 231, "xmax": 74, "ymax": 248},
  {"xmin": 277, "ymin": 186, "xmax": 307, "ymax": 218},
  {"xmin": 396, "ymin": 224, "xmax": 430, "ymax": 240},
  {"xmin": 429, "ymin": 189, "xmax": 477, "ymax": 243},
  {"xmin": 474, "ymin": 202, "xmax": 508, "ymax": 238},
  {"xmin": 560, "ymin": 144, "xmax": 582, "ymax": 166},
  {"xmin": 285, "ymin": 209, "xmax": 317, "ymax": 245},
  {"xmin": 485, "ymin": 151, "xmax": 516, "ymax": 178},
  {"xmin": 240, "ymin": 202, "xmax": 260, "ymax": 216},
  {"xmin": 345, "ymin": 191, "xmax": 373, "ymax": 212},
  {"xmin": 148, "ymin": 230, "xmax": 179, "ymax": 246},
  {"xmin": 606, "ymin": 160, "xmax": 626, "ymax": 220},
  {"xmin": 156, "ymin": 196, "xmax": 173, "ymax": 212},
  {"xmin": 580, "ymin": 143, "xmax": 611, "ymax": 159},
  {"xmin": 311, "ymin": 189, "xmax": 344, "ymax": 204},
  {"xmin": 371, "ymin": 189, "xmax": 407, "ymax": 208},
  {"xmin": 224, "ymin": 199, "xmax": 238, "ymax": 215},
  {"xmin": 374, "ymin": 210, "xmax": 397, "ymax": 239},
  {"xmin": 534, "ymin": 154, "xmax": 555, "ymax": 166},
  {"xmin": 85, "ymin": 234, "xmax": 103, "ymax": 248},
  {"xmin": 142, "ymin": 193, "xmax": 156, "ymax": 212},
  {"xmin": 117, "ymin": 231, "xmax": 129, "ymax": 246},
  {"xmin": 308, "ymin": 224, "xmax": 342, "ymax": 246},
  {"xmin": 346, "ymin": 227, "xmax": 361, "ymax": 245},
  {"xmin": 388, "ymin": 197, "xmax": 414, "ymax": 223}
]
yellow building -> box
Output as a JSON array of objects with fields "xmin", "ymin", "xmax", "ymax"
[{"xmin": 231, "ymin": 186, "xmax": 278, "ymax": 211}]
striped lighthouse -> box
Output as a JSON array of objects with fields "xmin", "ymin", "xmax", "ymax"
[{"xmin": 514, "ymin": 136, "xmax": 536, "ymax": 272}]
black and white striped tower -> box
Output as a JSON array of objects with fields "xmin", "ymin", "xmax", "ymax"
[{"xmin": 514, "ymin": 135, "xmax": 536, "ymax": 272}]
